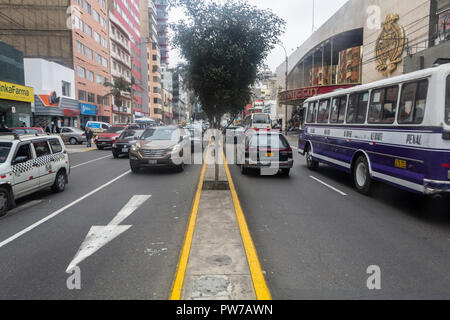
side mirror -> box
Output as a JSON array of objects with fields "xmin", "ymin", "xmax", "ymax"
[{"xmin": 13, "ymin": 156, "xmax": 28, "ymax": 165}]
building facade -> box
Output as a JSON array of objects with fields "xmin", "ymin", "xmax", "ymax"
[
  {"xmin": 0, "ymin": 42, "xmax": 33, "ymax": 127},
  {"xmin": 154, "ymin": 0, "xmax": 169, "ymax": 68},
  {"xmin": 276, "ymin": 0, "xmax": 449, "ymax": 130}
]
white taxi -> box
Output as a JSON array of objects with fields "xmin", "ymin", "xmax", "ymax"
[{"xmin": 0, "ymin": 133, "xmax": 70, "ymax": 217}]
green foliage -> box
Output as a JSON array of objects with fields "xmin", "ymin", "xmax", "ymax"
[
  {"xmin": 171, "ymin": 0, "xmax": 285, "ymax": 127},
  {"xmin": 104, "ymin": 77, "xmax": 133, "ymax": 108}
]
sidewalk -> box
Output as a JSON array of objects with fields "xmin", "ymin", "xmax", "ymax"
[
  {"xmin": 65, "ymin": 144, "xmax": 97, "ymax": 154},
  {"xmin": 171, "ymin": 144, "xmax": 270, "ymax": 300}
]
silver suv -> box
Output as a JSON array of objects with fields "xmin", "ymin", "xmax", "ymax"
[{"xmin": 0, "ymin": 133, "xmax": 70, "ymax": 217}]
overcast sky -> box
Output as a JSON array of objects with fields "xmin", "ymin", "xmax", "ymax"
[{"xmin": 167, "ymin": 0, "xmax": 349, "ymax": 72}]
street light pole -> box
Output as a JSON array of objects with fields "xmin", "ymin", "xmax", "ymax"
[{"xmin": 278, "ymin": 43, "xmax": 288, "ymax": 134}]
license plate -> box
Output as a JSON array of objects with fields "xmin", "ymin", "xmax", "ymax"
[
  {"xmin": 266, "ymin": 152, "xmax": 273, "ymax": 157},
  {"xmin": 122, "ymin": 148, "xmax": 129, "ymax": 153},
  {"xmin": 148, "ymin": 160, "xmax": 157, "ymax": 164}
]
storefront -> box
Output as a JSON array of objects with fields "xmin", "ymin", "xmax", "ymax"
[
  {"xmin": 0, "ymin": 80, "xmax": 33, "ymax": 127},
  {"xmin": 33, "ymin": 94, "xmax": 81, "ymax": 129},
  {"xmin": 80, "ymin": 103, "xmax": 98, "ymax": 128}
]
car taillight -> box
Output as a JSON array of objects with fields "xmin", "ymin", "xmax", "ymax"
[
  {"xmin": 82, "ymin": 133, "xmax": 85, "ymax": 136},
  {"xmin": 280, "ymin": 148, "xmax": 292, "ymax": 156},
  {"xmin": 442, "ymin": 131, "xmax": 450, "ymax": 140}
]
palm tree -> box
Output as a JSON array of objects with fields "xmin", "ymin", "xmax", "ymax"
[{"xmin": 104, "ymin": 77, "xmax": 134, "ymax": 122}]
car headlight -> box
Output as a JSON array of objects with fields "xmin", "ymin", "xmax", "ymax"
[
  {"xmin": 112, "ymin": 143, "xmax": 117, "ymax": 148},
  {"xmin": 131, "ymin": 145, "xmax": 138, "ymax": 152},
  {"xmin": 171, "ymin": 145, "xmax": 181, "ymax": 152}
]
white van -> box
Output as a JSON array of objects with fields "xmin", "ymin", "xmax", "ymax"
[
  {"xmin": 86, "ymin": 121, "xmax": 111, "ymax": 134},
  {"xmin": 243, "ymin": 113, "xmax": 272, "ymax": 132}
]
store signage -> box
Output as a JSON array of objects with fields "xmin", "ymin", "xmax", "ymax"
[
  {"xmin": 278, "ymin": 84, "xmax": 356, "ymax": 103},
  {"xmin": 0, "ymin": 80, "xmax": 34, "ymax": 103},
  {"xmin": 375, "ymin": 14, "xmax": 405, "ymax": 76},
  {"xmin": 80, "ymin": 103, "xmax": 98, "ymax": 116}
]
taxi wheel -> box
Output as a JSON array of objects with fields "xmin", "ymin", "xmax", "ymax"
[
  {"xmin": 0, "ymin": 188, "xmax": 10, "ymax": 217},
  {"xmin": 52, "ymin": 171, "xmax": 67, "ymax": 193}
]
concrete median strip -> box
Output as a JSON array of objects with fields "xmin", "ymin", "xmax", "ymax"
[{"xmin": 170, "ymin": 143, "xmax": 270, "ymax": 300}]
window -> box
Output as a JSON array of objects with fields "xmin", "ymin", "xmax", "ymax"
[
  {"xmin": 85, "ymin": 47, "xmax": 93, "ymax": 60},
  {"xmin": 33, "ymin": 141, "xmax": 51, "ymax": 158},
  {"xmin": 152, "ymin": 55, "xmax": 157, "ymax": 61},
  {"xmin": 78, "ymin": 90, "xmax": 86, "ymax": 101},
  {"xmin": 368, "ymin": 86, "xmax": 399, "ymax": 124},
  {"xmin": 346, "ymin": 92, "xmax": 369, "ymax": 124},
  {"xmin": 398, "ymin": 80, "xmax": 428, "ymax": 124},
  {"xmin": 62, "ymin": 128, "xmax": 72, "ymax": 133},
  {"xmin": 446, "ymin": 75, "xmax": 450, "ymax": 125},
  {"xmin": 62, "ymin": 81, "xmax": 71, "ymax": 97},
  {"xmin": 100, "ymin": 17, "xmax": 107, "ymax": 29},
  {"xmin": 93, "ymin": 10, "xmax": 100, "ymax": 23},
  {"xmin": 306, "ymin": 102, "xmax": 317, "ymax": 123},
  {"xmin": 73, "ymin": 16, "xmax": 83, "ymax": 30},
  {"xmin": 83, "ymin": 0, "xmax": 91, "ymax": 14},
  {"xmin": 97, "ymin": 95, "xmax": 104, "ymax": 105},
  {"xmin": 102, "ymin": 57, "xmax": 108, "ymax": 68},
  {"xmin": 103, "ymin": 96, "xmax": 109, "ymax": 106},
  {"xmin": 15, "ymin": 143, "xmax": 32, "ymax": 162},
  {"xmin": 330, "ymin": 96, "xmax": 347, "ymax": 123},
  {"xmin": 87, "ymin": 70, "xmax": 94, "ymax": 82},
  {"xmin": 94, "ymin": 32, "xmax": 101, "ymax": 43},
  {"xmin": 84, "ymin": 23, "xmax": 92, "ymax": 37},
  {"xmin": 76, "ymin": 66, "xmax": 85, "ymax": 78},
  {"xmin": 96, "ymin": 74, "xmax": 104, "ymax": 84},
  {"xmin": 75, "ymin": 41, "xmax": 84, "ymax": 55},
  {"xmin": 317, "ymin": 99, "xmax": 331, "ymax": 123},
  {"xmin": 95, "ymin": 53, "xmax": 101, "ymax": 64},
  {"xmin": 49, "ymin": 139, "xmax": 63, "ymax": 153},
  {"xmin": 101, "ymin": 37, "xmax": 107, "ymax": 48},
  {"xmin": 87, "ymin": 92, "xmax": 95, "ymax": 103}
]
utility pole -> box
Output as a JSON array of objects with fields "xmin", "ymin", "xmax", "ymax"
[{"xmin": 278, "ymin": 43, "xmax": 288, "ymax": 134}]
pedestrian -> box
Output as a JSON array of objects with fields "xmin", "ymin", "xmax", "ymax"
[
  {"xmin": 21, "ymin": 122, "xmax": 26, "ymax": 127},
  {"xmin": 0, "ymin": 122, "xmax": 11, "ymax": 132},
  {"xmin": 85, "ymin": 126, "xmax": 93, "ymax": 147},
  {"xmin": 45, "ymin": 122, "xmax": 51, "ymax": 134}
]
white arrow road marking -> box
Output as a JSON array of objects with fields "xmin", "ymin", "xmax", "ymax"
[{"xmin": 66, "ymin": 195, "xmax": 151, "ymax": 272}]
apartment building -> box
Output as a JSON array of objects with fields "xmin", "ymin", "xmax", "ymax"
[{"xmin": 154, "ymin": 0, "xmax": 169, "ymax": 68}]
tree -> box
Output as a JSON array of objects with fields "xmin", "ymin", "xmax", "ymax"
[
  {"xmin": 104, "ymin": 77, "xmax": 134, "ymax": 121},
  {"xmin": 171, "ymin": 0, "xmax": 285, "ymax": 128}
]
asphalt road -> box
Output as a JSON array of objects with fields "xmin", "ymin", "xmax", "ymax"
[
  {"xmin": 228, "ymin": 136, "xmax": 450, "ymax": 300},
  {"xmin": 0, "ymin": 148, "xmax": 202, "ymax": 299}
]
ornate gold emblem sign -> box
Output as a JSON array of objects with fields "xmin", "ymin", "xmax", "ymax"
[{"xmin": 375, "ymin": 14, "xmax": 405, "ymax": 76}]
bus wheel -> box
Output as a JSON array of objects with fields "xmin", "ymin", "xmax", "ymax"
[
  {"xmin": 305, "ymin": 146, "xmax": 319, "ymax": 171},
  {"xmin": 353, "ymin": 156, "xmax": 372, "ymax": 195}
]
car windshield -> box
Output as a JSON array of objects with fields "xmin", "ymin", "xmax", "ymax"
[
  {"xmin": 446, "ymin": 75, "xmax": 450, "ymax": 124},
  {"xmin": 105, "ymin": 127, "xmax": 124, "ymax": 133},
  {"xmin": 141, "ymin": 128, "xmax": 179, "ymax": 141},
  {"xmin": 253, "ymin": 114, "xmax": 270, "ymax": 124},
  {"xmin": 0, "ymin": 142, "xmax": 12, "ymax": 163},
  {"xmin": 120, "ymin": 129, "xmax": 144, "ymax": 139},
  {"xmin": 249, "ymin": 134, "xmax": 289, "ymax": 149}
]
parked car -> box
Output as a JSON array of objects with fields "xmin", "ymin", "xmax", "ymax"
[
  {"xmin": 238, "ymin": 131, "xmax": 293, "ymax": 176},
  {"xmin": 129, "ymin": 126, "xmax": 190, "ymax": 172},
  {"xmin": 60, "ymin": 127, "xmax": 86, "ymax": 145},
  {"xmin": 112, "ymin": 128, "xmax": 145, "ymax": 158},
  {"xmin": 94, "ymin": 125, "xmax": 127, "ymax": 150},
  {"xmin": 9, "ymin": 127, "xmax": 45, "ymax": 135},
  {"xmin": 0, "ymin": 132, "xmax": 70, "ymax": 216}
]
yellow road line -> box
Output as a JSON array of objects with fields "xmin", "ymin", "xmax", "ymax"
[
  {"xmin": 169, "ymin": 145, "xmax": 210, "ymax": 300},
  {"xmin": 222, "ymin": 150, "xmax": 272, "ymax": 300}
]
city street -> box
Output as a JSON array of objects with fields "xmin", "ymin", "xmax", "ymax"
[
  {"xmin": 0, "ymin": 149, "xmax": 201, "ymax": 299},
  {"xmin": 228, "ymin": 136, "xmax": 450, "ymax": 299}
]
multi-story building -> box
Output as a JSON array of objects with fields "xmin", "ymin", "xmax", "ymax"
[
  {"xmin": 141, "ymin": 0, "xmax": 163, "ymax": 121},
  {"xmin": 109, "ymin": 0, "xmax": 144, "ymax": 122},
  {"xmin": 72, "ymin": 0, "xmax": 112, "ymax": 126},
  {"xmin": 0, "ymin": 0, "xmax": 112, "ymax": 127},
  {"xmin": 171, "ymin": 69, "xmax": 187, "ymax": 122},
  {"xmin": 154, "ymin": 0, "xmax": 169, "ymax": 68},
  {"xmin": 109, "ymin": 14, "xmax": 133, "ymax": 123},
  {"xmin": 162, "ymin": 86, "xmax": 173, "ymax": 124}
]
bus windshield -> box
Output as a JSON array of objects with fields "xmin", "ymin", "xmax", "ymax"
[
  {"xmin": 253, "ymin": 114, "xmax": 270, "ymax": 124},
  {"xmin": 446, "ymin": 75, "xmax": 450, "ymax": 125}
]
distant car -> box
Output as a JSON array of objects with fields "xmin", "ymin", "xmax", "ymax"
[
  {"xmin": 223, "ymin": 125, "xmax": 245, "ymax": 144},
  {"xmin": 86, "ymin": 121, "xmax": 111, "ymax": 134},
  {"xmin": 60, "ymin": 127, "xmax": 86, "ymax": 145},
  {"xmin": 112, "ymin": 128, "xmax": 145, "ymax": 158},
  {"xmin": 9, "ymin": 127, "xmax": 45, "ymax": 135},
  {"xmin": 94, "ymin": 125, "xmax": 126, "ymax": 150},
  {"xmin": 129, "ymin": 126, "xmax": 190, "ymax": 173},
  {"xmin": 238, "ymin": 131, "xmax": 293, "ymax": 176}
]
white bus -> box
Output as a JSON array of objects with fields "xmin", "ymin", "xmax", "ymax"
[{"xmin": 298, "ymin": 63, "xmax": 450, "ymax": 195}]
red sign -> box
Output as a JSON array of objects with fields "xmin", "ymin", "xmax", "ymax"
[
  {"xmin": 278, "ymin": 84, "xmax": 357, "ymax": 103},
  {"xmin": 63, "ymin": 109, "xmax": 80, "ymax": 117}
]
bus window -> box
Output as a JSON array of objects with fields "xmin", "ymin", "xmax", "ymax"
[
  {"xmin": 317, "ymin": 99, "xmax": 330, "ymax": 123},
  {"xmin": 368, "ymin": 86, "xmax": 398, "ymax": 124},
  {"xmin": 306, "ymin": 102, "xmax": 317, "ymax": 123},
  {"xmin": 446, "ymin": 75, "xmax": 450, "ymax": 125},
  {"xmin": 347, "ymin": 92, "xmax": 368, "ymax": 124},
  {"xmin": 330, "ymin": 96, "xmax": 347, "ymax": 124},
  {"xmin": 398, "ymin": 80, "xmax": 428, "ymax": 124}
]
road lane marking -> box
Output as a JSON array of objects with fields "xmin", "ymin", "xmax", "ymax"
[
  {"xmin": 170, "ymin": 143, "xmax": 210, "ymax": 300},
  {"xmin": 222, "ymin": 149, "xmax": 272, "ymax": 300},
  {"xmin": 71, "ymin": 155, "xmax": 112, "ymax": 169},
  {"xmin": 0, "ymin": 170, "xmax": 131, "ymax": 249},
  {"xmin": 66, "ymin": 195, "xmax": 151, "ymax": 272},
  {"xmin": 309, "ymin": 175, "xmax": 348, "ymax": 196}
]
